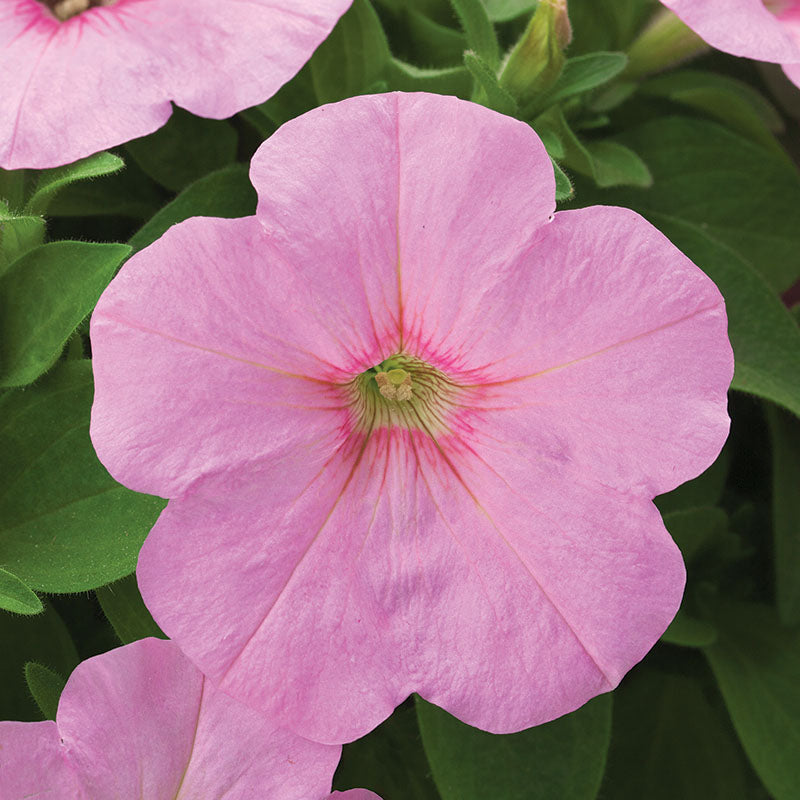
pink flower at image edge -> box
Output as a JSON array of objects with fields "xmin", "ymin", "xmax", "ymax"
[
  {"xmin": 660, "ymin": 0, "xmax": 800, "ymax": 86},
  {"xmin": 0, "ymin": 637, "xmax": 345, "ymax": 799},
  {"xmin": 90, "ymin": 92, "xmax": 734, "ymax": 745},
  {"xmin": 0, "ymin": 0, "xmax": 352, "ymax": 169}
]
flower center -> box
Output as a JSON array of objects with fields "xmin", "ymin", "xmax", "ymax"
[
  {"xmin": 39, "ymin": 0, "xmax": 116, "ymax": 22},
  {"xmin": 348, "ymin": 355, "xmax": 458, "ymax": 435}
]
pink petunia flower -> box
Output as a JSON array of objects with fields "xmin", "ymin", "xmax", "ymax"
[
  {"xmin": 0, "ymin": 0, "xmax": 351, "ymax": 169},
  {"xmin": 90, "ymin": 92, "xmax": 733, "ymax": 745},
  {"xmin": 659, "ymin": 0, "xmax": 800, "ymax": 87},
  {"xmin": 0, "ymin": 637, "xmax": 358, "ymax": 799}
]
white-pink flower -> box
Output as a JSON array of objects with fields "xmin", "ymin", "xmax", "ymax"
[
  {"xmin": 90, "ymin": 92, "xmax": 733, "ymax": 745},
  {"xmin": 0, "ymin": 0, "xmax": 351, "ymax": 169},
  {"xmin": 0, "ymin": 637, "xmax": 355, "ymax": 799},
  {"xmin": 660, "ymin": 0, "xmax": 800, "ymax": 87}
]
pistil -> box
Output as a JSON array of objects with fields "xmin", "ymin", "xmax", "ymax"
[{"xmin": 40, "ymin": 0, "xmax": 116, "ymax": 22}]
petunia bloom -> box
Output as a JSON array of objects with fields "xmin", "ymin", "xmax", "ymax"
[
  {"xmin": 0, "ymin": 637, "xmax": 358, "ymax": 799},
  {"xmin": 659, "ymin": 0, "xmax": 800, "ymax": 87},
  {"xmin": 90, "ymin": 92, "xmax": 733, "ymax": 745},
  {"xmin": 0, "ymin": 0, "xmax": 351, "ymax": 169}
]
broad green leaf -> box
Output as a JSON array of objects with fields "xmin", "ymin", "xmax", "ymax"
[
  {"xmin": 96, "ymin": 575, "xmax": 166, "ymax": 644},
  {"xmin": 24, "ymin": 662, "xmax": 66, "ymax": 721},
  {"xmin": 310, "ymin": 0, "xmax": 392, "ymax": 104},
  {"xmin": 0, "ymin": 603, "xmax": 78, "ymax": 720},
  {"xmin": 0, "ymin": 241, "xmax": 129, "ymax": 387},
  {"xmin": 585, "ymin": 140, "xmax": 652, "ymax": 187},
  {"xmin": 404, "ymin": 8, "xmax": 468, "ymax": 66},
  {"xmin": 449, "ymin": 0, "xmax": 500, "ymax": 68},
  {"xmin": 44, "ymin": 158, "xmax": 165, "ymax": 219},
  {"xmin": 641, "ymin": 69, "xmax": 784, "ymax": 154},
  {"xmin": 482, "ymin": 0, "xmax": 535, "ymax": 22},
  {"xmin": 0, "ymin": 361, "xmax": 166, "ymax": 592},
  {"xmin": 26, "ymin": 151, "xmax": 124, "ymax": 215},
  {"xmin": 334, "ymin": 699, "xmax": 440, "ymax": 799},
  {"xmin": 0, "ymin": 567, "xmax": 42, "ymax": 615},
  {"xmin": 656, "ymin": 444, "xmax": 730, "ymax": 515},
  {"xmin": 576, "ymin": 116, "xmax": 800, "ymax": 292},
  {"xmin": 126, "ymin": 107, "xmax": 238, "ymax": 192},
  {"xmin": 765, "ymin": 407, "xmax": 800, "ymax": 625},
  {"xmin": 129, "ymin": 164, "xmax": 257, "ymax": 253},
  {"xmin": 552, "ymin": 157, "xmax": 574, "ymax": 201},
  {"xmin": 0, "ymin": 214, "xmax": 45, "ymax": 274},
  {"xmin": 704, "ymin": 601, "xmax": 800, "ymax": 800},
  {"xmin": 663, "ymin": 507, "xmax": 728, "ymax": 567},
  {"xmin": 653, "ymin": 216, "xmax": 800, "ymax": 418},
  {"xmin": 542, "ymin": 52, "xmax": 629, "ymax": 107},
  {"xmin": 662, "ymin": 611, "xmax": 718, "ymax": 647},
  {"xmin": 417, "ymin": 694, "xmax": 611, "ymax": 800},
  {"xmin": 602, "ymin": 669, "xmax": 749, "ymax": 798},
  {"xmin": 389, "ymin": 59, "xmax": 471, "ymax": 97},
  {"xmin": 568, "ymin": 0, "xmax": 655, "ymax": 54},
  {"xmin": 464, "ymin": 50, "xmax": 519, "ymax": 114}
]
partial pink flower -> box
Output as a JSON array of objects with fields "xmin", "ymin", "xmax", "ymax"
[
  {"xmin": 90, "ymin": 92, "xmax": 733, "ymax": 744},
  {"xmin": 0, "ymin": 0, "xmax": 351, "ymax": 169},
  {"xmin": 0, "ymin": 637, "xmax": 345, "ymax": 799},
  {"xmin": 660, "ymin": 0, "xmax": 800, "ymax": 87}
]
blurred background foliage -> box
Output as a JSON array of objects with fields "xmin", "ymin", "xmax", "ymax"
[{"xmin": 1, "ymin": 0, "xmax": 799, "ymax": 797}]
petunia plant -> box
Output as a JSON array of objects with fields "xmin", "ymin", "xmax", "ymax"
[{"xmin": 1, "ymin": 0, "xmax": 800, "ymax": 799}]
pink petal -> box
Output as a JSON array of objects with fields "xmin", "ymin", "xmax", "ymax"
[
  {"xmin": 440, "ymin": 206, "xmax": 733, "ymax": 497},
  {"xmin": 91, "ymin": 216, "xmax": 363, "ymax": 498},
  {"xmin": 0, "ymin": 0, "xmax": 351, "ymax": 168},
  {"xmin": 49, "ymin": 638, "xmax": 339, "ymax": 798},
  {"xmin": 0, "ymin": 720, "xmax": 84, "ymax": 798},
  {"xmin": 660, "ymin": 0, "xmax": 800, "ymax": 63}
]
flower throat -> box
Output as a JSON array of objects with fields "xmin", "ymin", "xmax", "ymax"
[
  {"xmin": 348, "ymin": 355, "xmax": 459, "ymax": 436},
  {"xmin": 40, "ymin": 0, "xmax": 117, "ymax": 22}
]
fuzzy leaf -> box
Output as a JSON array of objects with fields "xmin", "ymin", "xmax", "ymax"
[
  {"xmin": 0, "ymin": 241, "xmax": 130, "ymax": 387},
  {"xmin": 96, "ymin": 575, "xmax": 166, "ymax": 645},
  {"xmin": 0, "ymin": 567, "xmax": 42, "ymax": 616},
  {"xmin": 24, "ymin": 662, "xmax": 66, "ymax": 721}
]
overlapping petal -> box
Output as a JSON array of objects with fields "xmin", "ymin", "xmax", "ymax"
[
  {"xmin": 94, "ymin": 92, "xmax": 733, "ymax": 745},
  {"xmin": 659, "ymin": 0, "xmax": 800, "ymax": 86},
  {"xmin": 0, "ymin": 0, "xmax": 351, "ymax": 168},
  {"xmin": 0, "ymin": 638, "xmax": 342, "ymax": 799}
]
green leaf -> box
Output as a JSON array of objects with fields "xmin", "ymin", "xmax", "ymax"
[
  {"xmin": 129, "ymin": 164, "xmax": 257, "ymax": 253},
  {"xmin": 0, "ymin": 361, "xmax": 166, "ymax": 592},
  {"xmin": 388, "ymin": 59, "xmax": 471, "ymax": 97},
  {"xmin": 310, "ymin": 0, "xmax": 392, "ymax": 104},
  {"xmin": 765, "ymin": 407, "xmax": 800, "ymax": 625},
  {"xmin": 663, "ymin": 507, "xmax": 728, "ymax": 567},
  {"xmin": 449, "ymin": 0, "xmax": 500, "ymax": 68},
  {"xmin": 25, "ymin": 151, "xmax": 125, "ymax": 216},
  {"xmin": 0, "ymin": 241, "xmax": 130, "ymax": 387},
  {"xmin": 543, "ymin": 51, "xmax": 629, "ymax": 107},
  {"xmin": 585, "ymin": 140, "xmax": 652, "ymax": 188},
  {"xmin": 0, "ymin": 567, "xmax": 42, "ymax": 615},
  {"xmin": 334, "ymin": 699, "xmax": 440, "ymax": 799},
  {"xmin": 575, "ymin": 116, "xmax": 800, "ymax": 292},
  {"xmin": 0, "ymin": 166, "xmax": 27, "ymax": 210},
  {"xmin": 602, "ymin": 669, "xmax": 750, "ymax": 798},
  {"xmin": 96, "ymin": 574, "xmax": 166, "ymax": 645},
  {"xmin": 552, "ymin": 157, "xmax": 574, "ymax": 201},
  {"xmin": 656, "ymin": 445, "xmax": 730, "ymax": 515},
  {"xmin": 568, "ymin": 0, "xmax": 654, "ymax": 53},
  {"xmin": 44, "ymin": 158, "xmax": 165, "ymax": 219},
  {"xmin": 24, "ymin": 662, "xmax": 66, "ymax": 721},
  {"xmin": 0, "ymin": 214, "xmax": 45, "ymax": 274},
  {"xmin": 403, "ymin": 8, "xmax": 468, "ymax": 66},
  {"xmin": 0, "ymin": 603, "xmax": 78, "ymax": 720},
  {"xmin": 662, "ymin": 610, "xmax": 718, "ymax": 647},
  {"xmin": 126, "ymin": 107, "xmax": 238, "ymax": 192},
  {"xmin": 482, "ymin": 0, "xmax": 536, "ymax": 22},
  {"xmin": 641, "ymin": 69, "xmax": 784, "ymax": 154},
  {"xmin": 652, "ymin": 216, "xmax": 800, "ymax": 418},
  {"xmin": 417, "ymin": 694, "xmax": 611, "ymax": 800},
  {"xmin": 464, "ymin": 50, "xmax": 519, "ymax": 114},
  {"xmin": 704, "ymin": 600, "xmax": 800, "ymax": 800}
]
